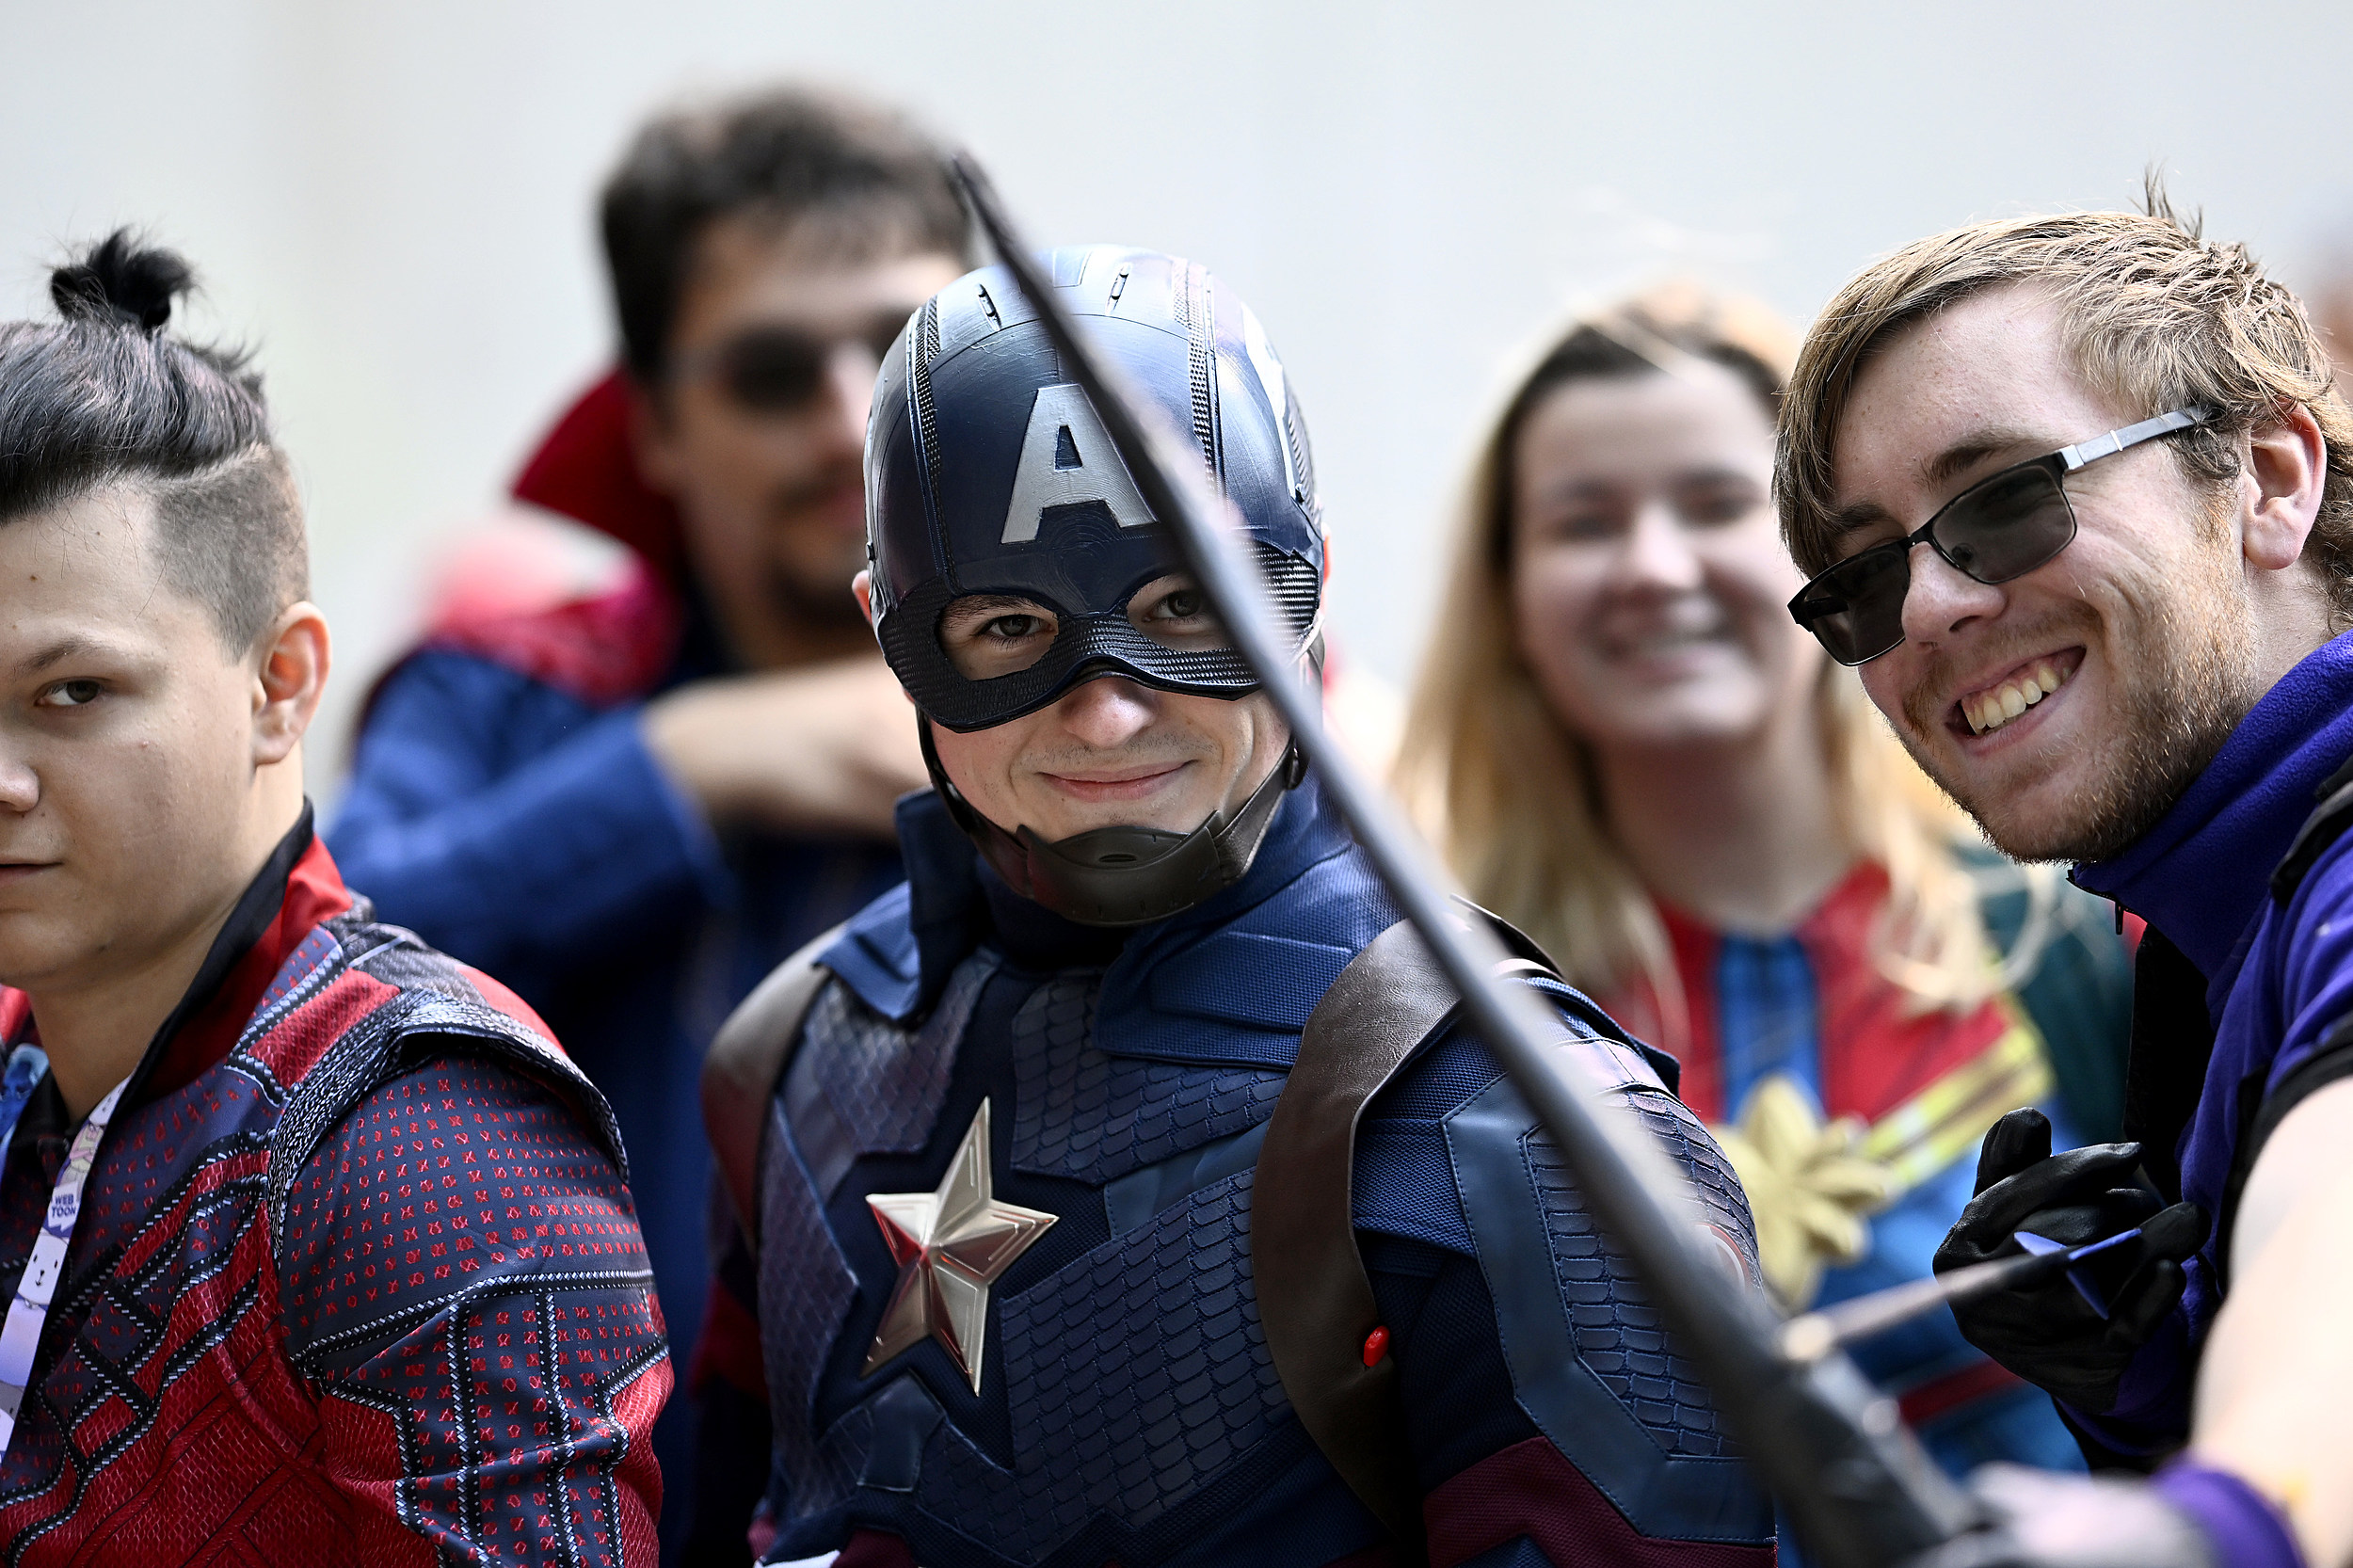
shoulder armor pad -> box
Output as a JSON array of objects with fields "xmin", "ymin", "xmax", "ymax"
[
  {"xmin": 264, "ymin": 918, "xmax": 629, "ymax": 1249},
  {"xmin": 822, "ymin": 886, "xmax": 924, "ymax": 1019},
  {"xmin": 702, "ymin": 924, "xmax": 843, "ymax": 1233},
  {"xmin": 1250, "ymin": 901, "xmax": 1606, "ymax": 1546}
]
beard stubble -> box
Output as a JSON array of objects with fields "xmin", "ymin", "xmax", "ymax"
[
  {"xmin": 762, "ymin": 458, "xmax": 874, "ymax": 635},
  {"xmin": 1896, "ymin": 517, "xmax": 2263, "ymax": 864}
]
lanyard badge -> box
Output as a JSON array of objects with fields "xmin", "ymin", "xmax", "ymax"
[{"xmin": 0, "ymin": 1073, "xmax": 127, "ymax": 1453}]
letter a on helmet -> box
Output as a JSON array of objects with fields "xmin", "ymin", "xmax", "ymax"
[{"xmin": 1000, "ymin": 384, "xmax": 1154, "ymax": 543}]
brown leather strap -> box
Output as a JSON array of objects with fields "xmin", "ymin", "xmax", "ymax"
[
  {"xmin": 1252, "ymin": 914, "xmax": 1544, "ymax": 1553},
  {"xmin": 700, "ymin": 923, "xmax": 842, "ymax": 1240}
]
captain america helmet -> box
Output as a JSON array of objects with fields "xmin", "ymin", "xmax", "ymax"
[{"xmin": 863, "ymin": 245, "xmax": 1323, "ymax": 734}]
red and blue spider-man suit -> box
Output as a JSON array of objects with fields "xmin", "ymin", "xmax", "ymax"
[{"xmin": 0, "ymin": 813, "xmax": 669, "ymax": 1564}]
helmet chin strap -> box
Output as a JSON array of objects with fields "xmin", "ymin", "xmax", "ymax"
[{"xmin": 919, "ymin": 718, "xmax": 1308, "ymax": 928}]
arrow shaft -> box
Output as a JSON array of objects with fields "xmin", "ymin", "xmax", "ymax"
[{"xmin": 1781, "ymin": 1229, "xmax": 2143, "ymax": 1362}]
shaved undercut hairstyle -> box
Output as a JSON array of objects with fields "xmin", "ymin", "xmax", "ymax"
[
  {"xmin": 1779, "ymin": 190, "xmax": 2353, "ymax": 629},
  {"xmin": 600, "ymin": 84, "xmax": 970, "ymax": 383},
  {"xmin": 0, "ymin": 231, "xmax": 304, "ymax": 652}
]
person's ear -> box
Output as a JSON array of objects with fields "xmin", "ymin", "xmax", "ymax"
[
  {"xmin": 2242, "ymin": 404, "xmax": 2328, "ymax": 573},
  {"xmin": 250, "ymin": 602, "xmax": 331, "ymax": 767},
  {"xmin": 626, "ymin": 376, "xmax": 685, "ymax": 499},
  {"xmin": 849, "ymin": 571, "xmax": 913, "ymax": 706}
]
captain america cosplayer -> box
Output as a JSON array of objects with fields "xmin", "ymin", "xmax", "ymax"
[
  {"xmin": 0, "ymin": 235, "xmax": 668, "ymax": 1563},
  {"xmin": 696, "ymin": 246, "xmax": 1774, "ymax": 1568}
]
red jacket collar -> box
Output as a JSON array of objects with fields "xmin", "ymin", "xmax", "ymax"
[
  {"xmin": 510, "ymin": 370, "xmax": 687, "ymax": 590},
  {"xmin": 141, "ymin": 832, "xmax": 355, "ymax": 1103},
  {"xmin": 0, "ymin": 822, "xmax": 357, "ymax": 1109}
]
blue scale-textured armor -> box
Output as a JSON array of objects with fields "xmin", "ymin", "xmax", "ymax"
[
  {"xmin": 756, "ymin": 1118, "xmax": 865, "ymax": 1521},
  {"xmin": 760, "ymin": 955, "xmax": 990, "ymax": 1523},
  {"xmin": 1528, "ymin": 1087, "xmax": 1753, "ymax": 1459},
  {"xmin": 806, "ymin": 952, "xmax": 991, "ymax": 1155},
  {"xmin": 950, "ymin": 1168, "xmax": 1288, "ymax": 1555},
  {"xmin": 1009, "ymin": 974, "xmax": 1287, "ymax": 1185}
]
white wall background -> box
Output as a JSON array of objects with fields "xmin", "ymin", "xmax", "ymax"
[{"xmin": 5, "ymin": 0, "xmax": 2352, "ymax": 793}]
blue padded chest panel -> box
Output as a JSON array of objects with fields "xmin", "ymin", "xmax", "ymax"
[
  {"xmin": 1009, "ymin": 972, "xmax": 1287, "ymax": 1184},
  {"xmin": 788, "ymin": 953, "xmax": 993, "ymax": 1194},
  {"xmin": 907, "ymin": 1168, "xmax": 1292, "ymax": 1560}
]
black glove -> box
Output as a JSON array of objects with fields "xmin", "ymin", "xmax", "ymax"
[
  {"xmin": 1908, "ymin": 1465, "xmax": 2216, "ymax": 1568},
  {"xmin": 1931, "ymin": 1109, "xmax": 2204, "ymax": 1414}
]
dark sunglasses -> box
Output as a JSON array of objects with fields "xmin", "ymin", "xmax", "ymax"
[
  {"xmin": 672, "ymin": 312, "xmax": 912, "ymax": 412},
  {"xmin": 1786, "ymin": 407, "xmax": 2212, "ymax": 665}
]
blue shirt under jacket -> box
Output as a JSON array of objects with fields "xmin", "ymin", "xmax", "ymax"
[{"xmin": 2071, "ymin": 629, "xmax": 2353, "ymax": 1455}]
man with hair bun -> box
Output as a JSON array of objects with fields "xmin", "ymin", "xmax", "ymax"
[
  {"xmin": 0, "ymin": 231, "xmax": 666, "ymax": 1562},
  {"xmin": 1780, "ymin": 195, "xmax": 2353, "ymax": 1566},
  {"xmin": 328, "ymin": 86, "xmax": 971, "ymax": 1548}
]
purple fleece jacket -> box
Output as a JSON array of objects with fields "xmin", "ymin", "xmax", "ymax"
[{"xmin": 2070, "ymin": 629, "xmax": 2353, "ymax": 1453}]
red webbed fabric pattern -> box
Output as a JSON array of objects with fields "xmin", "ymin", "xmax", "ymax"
[
  {"xmin": 0, "ymin": 854, "xmax": 667, "ymax": 1565},
  {"xmin": 285, "ymin": 1055, "xmax": 666, "ymax": 1563}
]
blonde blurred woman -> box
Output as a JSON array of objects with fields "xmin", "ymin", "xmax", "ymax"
[{"xmin": 1397, "ymin": 284, "xmax": 2133, "ymax": 1485}]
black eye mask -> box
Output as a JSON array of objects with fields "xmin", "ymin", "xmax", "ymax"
[{"xmin": 880, "ymin": 538, "xmax": 1320, "ymax": 732}]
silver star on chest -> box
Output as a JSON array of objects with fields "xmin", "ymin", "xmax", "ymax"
[{"xmin": 861, "ymin": 1099, "xmax": 1056, "ymax": 1392}]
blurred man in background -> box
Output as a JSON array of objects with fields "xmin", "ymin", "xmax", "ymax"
[{"xmin": 329, "ymin": 86, "xmax": 968, "ymax": 1559}]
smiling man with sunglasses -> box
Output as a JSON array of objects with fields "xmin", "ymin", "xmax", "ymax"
[
  {"xmin": 1780, "ymin": 200, "xmax": 2353, "ymax": 1568},
  {"xmin": 329, "ymin": 86, "xmax": 969, "ymax": 1558}
]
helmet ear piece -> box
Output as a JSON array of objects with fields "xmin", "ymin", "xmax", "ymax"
[
  {"xmin": 916, "ymin": 715, "xmax": 976, "ymax": 827},
  {"xmin": 855, "ymin": 555, "xmax": 884, "ymax": 633}
]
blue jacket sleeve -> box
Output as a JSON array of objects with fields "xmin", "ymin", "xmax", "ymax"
[{"xmin": 328, "ymin": 650, "xmax": 728, "ymax": 997}]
